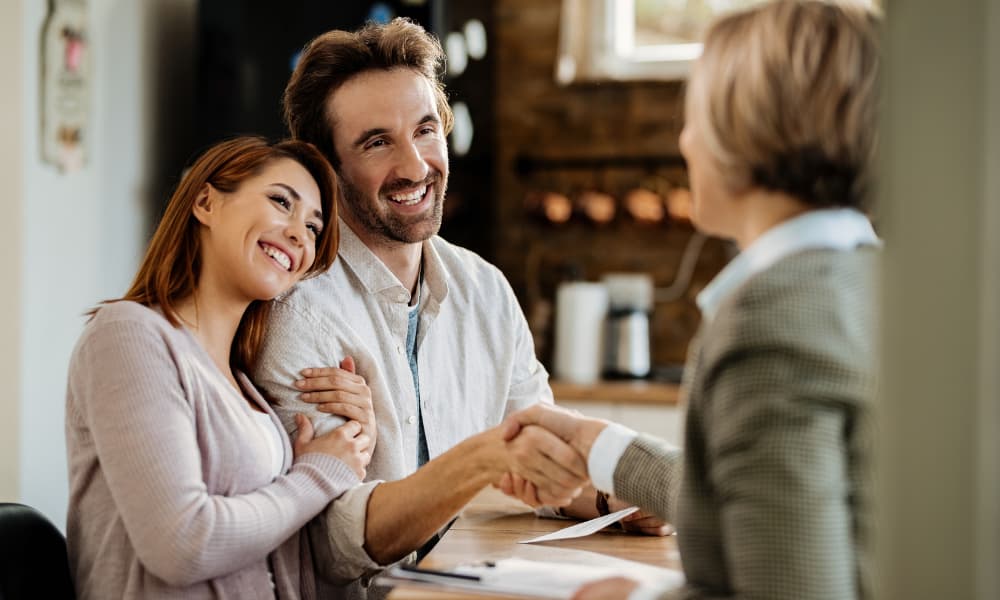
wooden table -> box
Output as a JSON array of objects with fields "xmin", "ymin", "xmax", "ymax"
[{"xmin": 385, "ymin": 489, "xmax": 681, "ymax": 599}]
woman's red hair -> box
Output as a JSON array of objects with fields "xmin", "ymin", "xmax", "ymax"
[{"xmin": 96, "ymin": 136, "xmax": 339, "ymax": 372}]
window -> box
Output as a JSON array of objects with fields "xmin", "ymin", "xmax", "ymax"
[{"xmin": 556, "ymin": 0, "xmax": 876, "ymax": 84}]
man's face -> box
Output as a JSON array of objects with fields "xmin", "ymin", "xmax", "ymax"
[{"xmin": 327, "ymin": 68, "xmax": 449, "ymax": 247}]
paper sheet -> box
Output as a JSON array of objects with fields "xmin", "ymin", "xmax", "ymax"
[
  {"xmin": 378, "ymin": 556, "xmax": 683, "ymax": 599},
  {"xmin": 518, "ymin": 506, "xmax": 639, "ymax": 544}
]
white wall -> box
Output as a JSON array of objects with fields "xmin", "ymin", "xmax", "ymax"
[
  {"xmin": 11, "ymin": 0, "xmax": 195, "ymax": 527},
  {"xmin": 876, "ymin": 0, "xmax": 1000, "ymax": 598},
  {"xmin": 19, "ymin": 0, "xmax": 108, "ymax": 524},
  {"xmin": 0, "ymin": 1, "xmax": 24, "ymax": 504}
]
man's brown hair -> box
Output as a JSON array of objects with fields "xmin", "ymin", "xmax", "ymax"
[{"xmin": 283, "ymin": 18, "xmax": 454, "ymax": 167}]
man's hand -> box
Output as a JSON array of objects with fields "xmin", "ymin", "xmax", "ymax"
[
  {"xmin": 504, "ymin": 424, "xmax": 589, "ymax": 507},
  {"xmin": 501, "ymin": 403, "xmax": 609, "ymax": 462},
  {"xmin": 294, "ymin": 356, "xmax": 376, "ymax": 452},
  {"xmin": 495, "ymin": 472, "xmax": 543, "ymax": 507},
  {"xmin": 360, "ymin": 423, "xmax": 588, "ymax": 565}
]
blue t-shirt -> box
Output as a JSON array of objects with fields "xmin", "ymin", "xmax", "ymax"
[{"xmin": 406, "ymin": 302, "xmax": 429, "ymax": 467}]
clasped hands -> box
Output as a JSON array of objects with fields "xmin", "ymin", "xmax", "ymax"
[
  {"xmin": 496, "ymin": 404, "xmax": 671, "ymax": 537},
  {"xmin": 294, "ymin": 370, "xmax": 664, "ymax": 598},
  {"xmin": 493, "ymin": 403, "xmax": 603, "ymax": 507},
  {"xmin": 497, "ymin": 404, "xmax": 667, "ymax": 600},
  {"xmin": 291, "ymin": 362, "xmax": 592, "ymax": 506},
  {"xmin": 293, "ymin": 364, "xmax": 666, "ymax": 529},
  {"xmin": 294, "ymin": 362, "xmax": 591, "ymax": 507},
  {"xmin": 289, "ymin": 356, "xmax": 376, "ymax": 480}
]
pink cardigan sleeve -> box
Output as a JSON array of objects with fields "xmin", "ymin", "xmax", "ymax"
[{"xmin": 70, "ymin": 314, "xmax": 358, "ymax": 586}]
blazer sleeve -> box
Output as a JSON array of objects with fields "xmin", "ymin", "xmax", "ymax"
[
  {"xmin": 613, "ymin": 434, "xmax": 684, "ymax": 523},
  {"xmin": 72, "ymin": 316, "xmax": 359, "ymax": 587},
  {"xmin": 690, "ymin": 347, "xmax": 857, "ymax": 600}
]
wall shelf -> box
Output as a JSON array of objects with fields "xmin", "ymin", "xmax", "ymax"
[{"xmin": 514, "ymin": 154, "xmax": 686, "ymax": 177}]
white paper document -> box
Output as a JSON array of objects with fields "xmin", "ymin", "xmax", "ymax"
[
  {"xmin": 378, "ymin": 556, "xmax": 683, "ymax": 599},
  {"xmin": 518, "ymin": 506, "xmax": 639, "ymax": 544}
]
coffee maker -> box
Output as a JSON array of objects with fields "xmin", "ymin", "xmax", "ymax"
[{"xmin": 602, "ymin": 273, "xmax": 653, "ymax": 379}]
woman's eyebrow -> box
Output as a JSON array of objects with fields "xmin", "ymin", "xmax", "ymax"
[
  {"xmin": 270, "ymin": 183, "xmax": 301, "ymax": 200},
  {"xmin": 272, "ymin": 182, "xmax": 323, "ymax": 220}
]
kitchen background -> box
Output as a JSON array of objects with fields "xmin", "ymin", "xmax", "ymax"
[
  {"xmin": 190, "ymin": 0, "xmax": 733, "ymax": 375},
  {"xmin": 184, "ymin": 0, "xmax": 718, "ymax": 449},
  {"xmin": 1, "ymin": 2, "xmax": 997, "ymax": 597}
]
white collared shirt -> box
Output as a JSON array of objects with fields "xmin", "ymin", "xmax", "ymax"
[
  {"xmin": 696, "ymin": 208, "xmax": 880, "ymax": 324},
  {"xmin": 253, "ymin": 219, "xmax": 552, "ymax": 592}
]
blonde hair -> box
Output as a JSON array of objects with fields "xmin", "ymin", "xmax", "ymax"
[{"xmin": 686, "ymin": 0, "xmax": 881, "ymax": 208}]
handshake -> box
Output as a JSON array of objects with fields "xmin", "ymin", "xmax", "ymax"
[
  {"xmin": 493, "ymin": 404, "xmax": 671, "ymax": 538},
  {"xmin": 493, "ymin": 403, "xmax": 610, "ymax": 508}
]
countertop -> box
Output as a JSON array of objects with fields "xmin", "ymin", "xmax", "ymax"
[{"xmin": 550, "ymin": 380, "xmax": 681, "ymax": 406}]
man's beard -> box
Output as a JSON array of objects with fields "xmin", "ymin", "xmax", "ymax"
[{"xmin": 339, "ymin": 172, "xmax": 446, "ymax": 245}]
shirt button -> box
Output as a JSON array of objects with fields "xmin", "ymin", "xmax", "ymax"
[{"xmin": 407, "ymin": 415, "xmax": 417, "ymax": 425}]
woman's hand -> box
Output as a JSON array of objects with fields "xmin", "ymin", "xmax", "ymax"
[
  {"xmin": 294, "ymin": 356, "xmax": 376, "ymax": 452},
  {"xmin": 572, "ymin": 577, "xmax": 639, "ymax": 600},
  {"xmin": 293, "ymin": 414, "xmax": 370, "ymax": 479},
  {"xmin": 609, "ymin": 495, "xmax": 674, "ymax": 536}
]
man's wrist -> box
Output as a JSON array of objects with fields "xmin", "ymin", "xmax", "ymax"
[{"xmin": 469, "ymin": 427, "xmax": 510, "ymax": 485}]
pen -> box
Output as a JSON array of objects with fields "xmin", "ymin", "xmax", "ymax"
[{"xmin": 399, "ymin": 564, "xmax": 482, "ymax": 581}]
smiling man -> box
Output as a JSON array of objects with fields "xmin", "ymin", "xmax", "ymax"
[{"xmin": 251, "ymin": 18, "xmax": 589, "ymax": 600}]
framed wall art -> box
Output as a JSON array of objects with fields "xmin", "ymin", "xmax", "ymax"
[{"xmin": 41, "ymin": 0, "xmax": 89, "ymax": 172}]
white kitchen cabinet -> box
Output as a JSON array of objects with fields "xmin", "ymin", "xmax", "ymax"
[{"xmin": 551, "ymin": 381, "xmax": 685, "ymax": 447}]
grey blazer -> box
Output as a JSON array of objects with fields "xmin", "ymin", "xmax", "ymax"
[{"xmin": 615, "ymin": 247, "xmax": 877, "ymax": 600}]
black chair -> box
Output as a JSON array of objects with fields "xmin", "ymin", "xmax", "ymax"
[{"xmin": 0, "ymin": 503, "xmax": 75, "ymax": 600}]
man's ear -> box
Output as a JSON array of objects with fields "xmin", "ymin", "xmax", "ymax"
[{"xmin": 192, "ymin": 183, "xmax": 217, "ymax": 226}]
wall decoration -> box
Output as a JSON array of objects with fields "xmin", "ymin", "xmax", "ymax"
[{"xmin": 41, "ymin": 0, "xmax": 90, "ymax": 172}]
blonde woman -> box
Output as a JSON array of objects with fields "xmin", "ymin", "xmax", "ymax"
[{"xmin": 503, "ymin": 1, "xmax": 881, "ymax": 598}]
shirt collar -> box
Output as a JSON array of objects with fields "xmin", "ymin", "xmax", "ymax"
[
  {"xmin": 696, "ymin": 208, "xmax": 880, "ymax": 323},
  {"xmin": 336, "ymin": 218, "xmax": 449, "ymax": 308}
]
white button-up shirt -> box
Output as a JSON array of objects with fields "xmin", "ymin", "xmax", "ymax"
[
  {"xmin": 253, "ymin": 219, "xmax": 552, "ymax": 594},
  {"xmin": 696, "ymin": 208, "xmax": 880, "ymax": 324}
]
